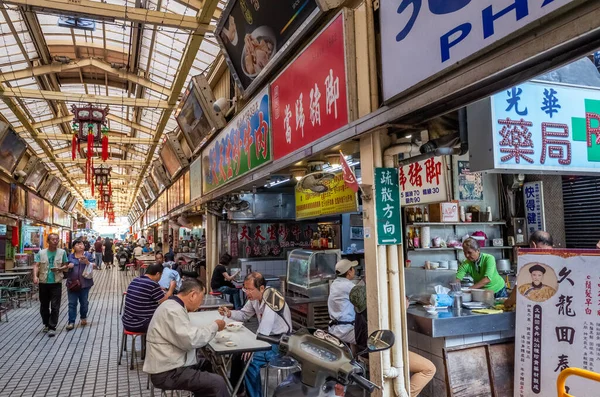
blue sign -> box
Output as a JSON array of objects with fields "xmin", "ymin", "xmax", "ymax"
[
  {"xmin": 84, "ymin": 199, "xmax": 97, "ymax": 209},
  {"xmin": 470, "ymin": 81, "xmax": 600, "ymax": 174},
  {"xmin": 523, "ymin": 181, "xmax": 545, "ymax": 236}
]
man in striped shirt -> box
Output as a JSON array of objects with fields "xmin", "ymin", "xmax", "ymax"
[{"xmin": 122, "ymin": 263, "xmax": 175, "ymax": 333}]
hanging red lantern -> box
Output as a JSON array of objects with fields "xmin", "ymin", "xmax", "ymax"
[
  {"xmin": 71, "ymin": 123, "xmax": 78, "ymax": 160},
  {"xmin": 108, "ymin": 181, "xmax": 112, "ymax": 196},
  {"xmin": 101, "ymin": 126, "xmax": 109, "ymax": 161}
]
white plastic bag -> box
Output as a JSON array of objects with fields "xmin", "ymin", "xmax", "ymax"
[{"xmin": 82, "ymin": 262, "xmax": 93, "ymax": 279}]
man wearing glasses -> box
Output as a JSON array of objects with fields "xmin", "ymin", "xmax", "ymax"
[{"xmin": 219, "ymin": 272, "xmax": 291, "ymax": 397}]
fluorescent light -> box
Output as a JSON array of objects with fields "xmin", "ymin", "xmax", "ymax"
[{"xmin": 264, "ymin": 178, "xmax": 291, "ymax": 188}]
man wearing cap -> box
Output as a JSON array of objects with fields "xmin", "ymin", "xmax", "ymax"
[
  {"xmin": 328, "ymin": 259, "xmax": 359, "ymax": 344},
  {"xmin": 518, "ymin": 263, "xmax": 557, "ymax": 302}
]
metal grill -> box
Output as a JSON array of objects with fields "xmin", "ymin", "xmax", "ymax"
[{"xmin": 562, "ymin": 176, "xmax": 600, "ymax": 248}]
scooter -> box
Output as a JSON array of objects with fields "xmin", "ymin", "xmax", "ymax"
[{"xmin": 257, "ymin": 288, "xmax": 394, "ymax": 397}]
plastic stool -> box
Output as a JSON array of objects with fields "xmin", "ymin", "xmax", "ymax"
[
  {"xmin": 119, "ymin": 291, "xmax": 127, "ymax": 315},
  {"xmin": 118, "ymin": 329, "xmax": 146, "ymax": 370},
  {"xmin": 263, "ymin": 356, "xmax": 299, "ymax": 397}
]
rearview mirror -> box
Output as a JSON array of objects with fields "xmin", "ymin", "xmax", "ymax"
[
  {"xmin": 367, "ymin": 330, "xmax": 395, "ymax": 352},
  {"xmin": 263, "ymin": 288, "xmax": 286, "ymax": 313}
]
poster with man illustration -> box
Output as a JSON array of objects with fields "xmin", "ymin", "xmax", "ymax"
[{"xmin": 515, "ymin": 249, "xmax": 600, "ymax": 396}]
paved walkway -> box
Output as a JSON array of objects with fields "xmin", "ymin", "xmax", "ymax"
[{"xmin": 0, "ymin": 267, "xmax": 152, "ymax": 397}]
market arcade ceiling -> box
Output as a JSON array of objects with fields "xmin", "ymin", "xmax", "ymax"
[{"xmin": 0, "ymin": 0, "xmax": 227, "ymax": 216}]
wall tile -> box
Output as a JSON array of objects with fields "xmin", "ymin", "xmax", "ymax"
[
  {"xmin": 417, "ymin": 333, "xmax": 431, "ymax": 351},
  {"xmin": 482, "ymin": 332, "xmax": 502, "ymax": 342},
  {"xmin": 430, "ymin": 337, "xmax": 445, "ymax": 358},
  {"xmin": 463, "ymin": 334, "xmax": 483, "ymax": 345},
  {"xmin": 408, "ymin": 331, "xmax": 419, "ymax": 348},
  {"xmin": 444, "ymin": 336, "xmax": 464, "ymax": 348},
  {"xmin": 501, "ymin": 329, "xmax": 516, "ymax": 338}
]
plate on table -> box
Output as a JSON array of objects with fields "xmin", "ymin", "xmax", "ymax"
[
  {"xmin": 225, "ymin": 341, "xmax": 237, "ymax": 347},
  {"xmin": 462, "ymin": 302, "xmax": 488, "ymax": 309}
]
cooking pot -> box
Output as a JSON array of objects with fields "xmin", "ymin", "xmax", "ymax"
[
  {"xmin": 496, "ymin": 259, "xmax": 511, "ymax": 272},
  {"xmin": 471, "ymin": 289, "xmax": 495, "ymax": 306}
]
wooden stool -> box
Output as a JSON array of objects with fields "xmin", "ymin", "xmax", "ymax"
[{"xmin": 118, "ymin": 329, "xmax": 146, "ymax": 370}]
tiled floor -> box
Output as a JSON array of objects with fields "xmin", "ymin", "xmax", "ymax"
[{"xmin": 0, "ymin": 267, "xmax": 155, "ymax": 397}]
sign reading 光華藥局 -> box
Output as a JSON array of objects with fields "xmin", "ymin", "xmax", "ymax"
[
  {"xmin": 523, "ymin": 181, "xmax": 545, "ymax": 237},
  {"xmin": 468, "ymin": 81, "xmax": 600, "ymax": 174},
  {"xmin": 380, "ymin": 0, "xmax": 575, "ymax": 102},
  {"xmin": 270, "ymin": 13, "xmax": 349, "ymax": 160},
  {"xmin": 515, "ymin": 249, "xmax": 600, "ymax": 396},
  {"xmin": 399, "ymin": 156, "xmax": 448, "ymax": 206}
]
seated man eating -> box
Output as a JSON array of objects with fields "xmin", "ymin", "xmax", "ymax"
[
  {"xmin": 144, "ymin": 278, "xmax": 227, "ymax": 397},
  {"xmin": 219, "ymin": 272, "xmax": 292, "ymax": 397},
  {"xmin": 122, "ymin": 263, "xmax": 174, "ymax": 333}
]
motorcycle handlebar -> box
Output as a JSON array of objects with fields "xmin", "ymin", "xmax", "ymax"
[
  {"xmin": 349, "ymin": 373, "xmax": 375, "ymax": 393},
  {"xmin": 256, "ymin": 334, "xmax": 281, "ymax": 345}
]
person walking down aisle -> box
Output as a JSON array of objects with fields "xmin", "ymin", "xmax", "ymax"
[
  {"xmin": 103, "ymin": 238, "xmax": 114, "ymax": 269},
  {"xmin": 145, "ymin": 279, "xmax": 227, "ymax": 397},
  {"xmin": 94, "ymin": 237, "xmax": 103, "ymax": 270},
  {"xmin": 33, "ymin": 233, "xmax": 69, "ymax": 337},
  {"xmin": 66, "ymin": 240, "xmax": 95, "ymax": 330}
]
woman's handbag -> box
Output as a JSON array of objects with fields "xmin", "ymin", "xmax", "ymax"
[{"xmin": 67, "ymin": 278, "xmax": 82, "ymax": 292}]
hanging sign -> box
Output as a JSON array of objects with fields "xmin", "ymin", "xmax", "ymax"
[
  {"xmin": 523, "ymin": 181, "xmax": 545, "ymax": 237},
  {"xmin": 84, "ymin": 199, "xmax": 97, "ymax": 210},
  {"xmin": 202, "ymin": 87, "xmax": 271, "ymax": 194},
  {"xmin": 399, "ymin": 156, "xmax": 448, "ymax": 206},
  {"xmin": 295, "ymin": 172, "xmax": 358, "ymax": 220},
  {"xmin": 189, "ymin": 156, "xmax": 202, "ymax": 202},
  {"xmin": 233, "ymin": 222, "xmax": 318, "ymax": 258},
  {"xmin": 380, "ymin": 0, "xmax": 575, "ymax": 102},
  {"xmin": 374, "ymin": 168, "xmax": 402, "ymax": 245},
  {"xmin": 515, "ymin": 249, "xmax": 600, "ymax": 396},
  {"xmin": 0, "ymin": 179, "xmax": 9, "ymax": 213},
  {"xmin": 271, "ymin": 13, "xmax": 349, "ymax": 160},
  {"xmin": 456, "ymin": 160, "xmax": 483, "ymax": 201},
  {"xmin": 469, "ymin": 81, "xmax": 600, "ymax": 174},
  {"xmin": 26, "ymin": 192, "xmax": 43, "ymax": 221}
]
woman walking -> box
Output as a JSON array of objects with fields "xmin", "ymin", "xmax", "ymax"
[
  {"xmin": 103, "ymin": 238, "xmax": 114, "ymax": 269},
  {"xmin": 66, "ymin": 240, "xmax": 94, "ymax": 330}
]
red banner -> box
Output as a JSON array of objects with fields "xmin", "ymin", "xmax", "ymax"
[
  {"xmin": 271, "ymin": 14, "xmax": 348, "ymax": 160},
  {"xmin": 340, "ymin": 151, "xmax": 359, "ymax": 193}
]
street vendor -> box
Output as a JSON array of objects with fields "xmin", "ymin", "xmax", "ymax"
[{"xmin": 454, "ymin": 237, "xmax": 507, "ymax": 298}]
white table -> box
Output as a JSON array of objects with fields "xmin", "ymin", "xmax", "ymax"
[
  {"xmin": 189, "ymin": 311, "xmax": 272, "ymax": 396},
  {"xmin": 200, "ymin": 295, "xmax": 233, "ymax": 311}
]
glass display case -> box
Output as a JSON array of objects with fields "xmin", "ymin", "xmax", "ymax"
[{"xmin": 286, "ymin": 249, "xmax": 340, "ymax": 297}]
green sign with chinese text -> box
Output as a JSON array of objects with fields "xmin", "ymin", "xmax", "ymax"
[{"xmin": 375, "ymin": 168, "xmax": 402, "ymax": 245}]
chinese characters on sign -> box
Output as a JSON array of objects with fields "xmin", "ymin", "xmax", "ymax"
[
  {"xmin": 295, "ymin": 172, "xmax": 358, "ymax": 220},
  {"xmin": 523, "ymin": 181, "xmax": 545, "ymax": 237},
  {"xmin": 375, "ymin": 168, "xmax": 402, "ymax": 245},
  {"xmin": 469, "ymin": 81, "xmax": 600, "ymax": 173},
  {"xmin": 230, "ymin": 222, "xmax": 318, "ymax": 258},
  {"xmin": 271, "ymin": 14, "xmax": 349, "ymax": 160},
  {"xmin": 399, "ymin": 156, "xmax": 447, "ymax": 206},
  {"xmin": 201, "ymin": 88, "xmax": 271, "ymax": 194},
  {"xmin": 515, "ymin": 249, "xmax": 600, "ymax": 396}
]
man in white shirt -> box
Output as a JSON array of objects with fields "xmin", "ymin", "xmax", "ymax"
[
  {"xmin": 219, "ymin": 272, "xmax": 291, "ymax": 397},
  {"xmin": 144, "ymin": 278, "xmax": 227, "ymax": 397},
  {"xmin": 328, "ymin": 259, "xmax": 359, "ymax": 344},
  {"xmin": 133, "ymin": 244, "xmax": 144, "ymax": 258},
  {"xmin": 137, "ymin": 235, "xmax": 147, "ymax": 247}
]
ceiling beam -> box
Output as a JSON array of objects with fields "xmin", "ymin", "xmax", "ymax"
[
  {"xmin": 0, "ymin": 87, "xmax": 171, "ymax": 108},
  {"xmin": 0, "ymin": 58, "xmax": 171, "ymax": 96},
  {"xmin": 4, "ymin": 0, "xmax": 214, "ymax": 31},
  {"xmin": 54, "ymin": 158, "xmax": 146, "ymax": 166},
  {"xmin": 106, "ymin": 114, "xmax": 154, "ymax": 136},
  {"xmin": 14, "ymin": 115, "xmax": 73, "ymax": 133},
  {"xmin": 37, "ymin": 133, "xmax": 154, "ymax": 144},
  {"xmin": 129, "ymin": 0, "xmax": 219, "ymax": 214}
]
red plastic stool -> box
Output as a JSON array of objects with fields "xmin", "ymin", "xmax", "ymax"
[
  {"xmin": 118, "ymin": 328, "xmax": 146, "ymax": 370},
  {"xmin": 209, "ymin": 291, "xmax": 223, "ymax": 297}
]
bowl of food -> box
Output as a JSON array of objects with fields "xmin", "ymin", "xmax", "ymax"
[
  {"xmin": 241, "ymin": 26, "xmax": 276, "ymax": 78},
  {"xmin": 226, "ymin": 321, "xmax": 243, "ymax": 332},
  {"xmin": 215, "ymin": 332, "xmax": 231, "ymax": 343}
]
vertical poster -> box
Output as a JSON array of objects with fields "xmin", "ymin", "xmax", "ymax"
[
  {"xmin": 374, "ymin": 168, "xmax": 402, "ymax": 245},
  {"xmin": 515, "ymin": 249, "xmax": 600, "ymax": 396},
  {"xmin": 457, "ymin": 160, "xmax": 483, "ymax": 201},
  {"xmin": 523, "ymin": 181, "xmax": 545, "ymax": 237}
]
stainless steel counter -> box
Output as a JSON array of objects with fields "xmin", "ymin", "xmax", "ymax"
[{"xmin": 406, "ymin": 305, "xmax": 515, "ymax": 338}]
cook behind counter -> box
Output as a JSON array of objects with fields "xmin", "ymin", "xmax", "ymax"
[{"xmin": 455, "ymin": 252, "xmax": 506, "ymax": 294}]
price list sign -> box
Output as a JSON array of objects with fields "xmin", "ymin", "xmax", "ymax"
[
  {"xmin": 374, "ymin": 168, "xmax": 402, "ymax": 245},
  {"xmin": 515, "ymin": 249, "xmax": 600, "ymax": 396}
]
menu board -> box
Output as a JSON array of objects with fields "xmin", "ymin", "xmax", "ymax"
[
  {"xmin": 215, "ymin": 0, "xmax": 319, "ymax": 92},
  {"xmin": 27, "ymin": 192, "xmax": 43, "ymax": 221},
  {"xmin": 0, "ymin": 129, "xmax": 27, "ymax": 174},
  {"xmin": 515, "ymin": 249, "xmax": 600, "ymax": 396},
  {"xmin": 230, "ymin": 222, "xmax": 318, "ymax": 258},
  {"xmin": 9, "ymin": 183, "xmax": 25, "ymax": 216},
  {"xmin": 0, "ymin": 179, "xmax": 10, "ymax": 213}
]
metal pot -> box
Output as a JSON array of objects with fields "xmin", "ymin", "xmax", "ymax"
[
  {"xmin": 471, "ymin": 289, "xmax": 495, "ymax": 306},
  {"xmin": 496, "ymin": 259, "xmax": 512, "ymax": 272}
]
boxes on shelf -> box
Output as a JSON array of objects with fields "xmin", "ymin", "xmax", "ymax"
[{"xmin": 428, "ymin": 201, "xmax": 459, "ymax": 222}]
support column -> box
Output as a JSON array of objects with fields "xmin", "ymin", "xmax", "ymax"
[{"xmin": 205, "ymin": 210, "xmax": 219, "ymax": 284}]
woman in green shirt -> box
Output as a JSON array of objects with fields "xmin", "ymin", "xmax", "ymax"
[{"xmin": 454, "ymin": 238, "xmax": 507, "ymax": 298}]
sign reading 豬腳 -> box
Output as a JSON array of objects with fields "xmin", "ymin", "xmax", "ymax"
[
  {"xmin": 375, "ymin": 168, "xmax": 402, "ymax": 245},
  {"xmin": 201, "ymin": 87, "xmax": 271, "ymax": 194},
  {"xmin": 523, "ymin": 181, "xmax": 545, "ymax": 237},
  {"xmin": 399, "ymin": 156, "xmax": 447, "ymax": 206},
  {"xmin": 468, "ymin": 81, "xmax": 600, "ymax": 174},
  {"xmin": 295, "ymin": 172, "xmax": 358, "ymax": 220},
  {"xmin": 515, "ymin": 249, "xmax": 600, "ymax": 396},
  {"xmin": 271, "ymin": 13, "xmax": 349, "ymax": 160},
  {"xmin": 380, "ymin": 0, "xmax": 574, "ymax": 102}
]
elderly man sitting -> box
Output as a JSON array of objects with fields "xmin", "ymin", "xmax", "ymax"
[{"xmin": 144, "ymin": 278, "xmax": 227, "ymax": 397}]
